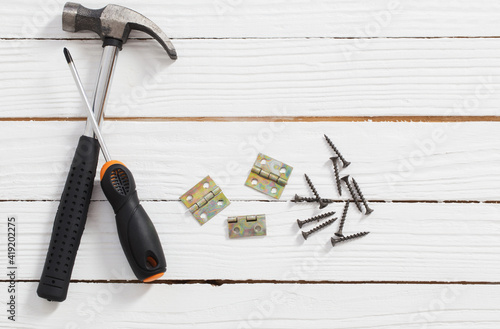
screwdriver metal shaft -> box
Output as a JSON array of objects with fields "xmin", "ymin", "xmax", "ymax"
[{"xmin": 64, "ymin": 48, "xmax": 112, "ymax": 162}]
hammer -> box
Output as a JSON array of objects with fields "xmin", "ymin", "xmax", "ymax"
[
  {"xmin": 37, "ymin": 2, "xmax": 176, "ymax": 302},
  {"xmin": 63, "ymin": 2, "xmax": 177, "ymax": 133}
]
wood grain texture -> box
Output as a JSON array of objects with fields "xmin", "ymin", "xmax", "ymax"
[
  {"xmin": 5, "ymin": 282, "xmax": 500, "ymax": 328},
  {"xmin": 4, "ymin": 0, "xmax": 500, "ymax": 39},
  {"xmin": 2, "ymin": 121, "xmax": 500, "ymax": 201},
  {"xmin": 2, "ymin": 2, "xmax": 499, "ymax": 326},
  {"xmin": 3, "ymin": 201, "xmax": 500, "ymax": 281},
  {"xmin": 1, "ymin": 38, "xmax": 500, "ymax": 118}
]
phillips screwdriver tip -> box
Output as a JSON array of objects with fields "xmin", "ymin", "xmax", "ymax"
[{"xmin": 63, "ymin": 47, "xmax": 72, "ymax": 64}]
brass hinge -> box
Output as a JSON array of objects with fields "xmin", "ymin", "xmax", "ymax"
[
  {"xmin": 245, "ymin": 153, "xmax": 293, "ymax": 199},
  {"xmin": 180, "ymin": 176, "xmax": 230, "ymax": 225},
  {"xmin": 227, "ymin": 214, "xmax": 266, "ymax": 238}
]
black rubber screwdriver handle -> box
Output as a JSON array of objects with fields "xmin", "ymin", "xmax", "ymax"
[
  {"xmin": 100, "ymin": 162, "xmax": 166, "ymax": 282},
  {"xmin": 37, "ymin": 136, "xmax": 100, "ymax": 302}
]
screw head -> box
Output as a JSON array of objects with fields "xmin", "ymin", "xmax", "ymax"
[
  {"xmin": 297, "ymin": 219, "xmax": 303, "ymax": 228},
  {"xmin": 301, "ymin": 231, "xmax": 309, "ymax": 240},
  {"xmin": 341, "ymin": 161, "xmax": 351, "ymax": 168},
  {"xmin": 293, "ymin": 194, "xmax": 302, "ymax": 202},
  {"xmin": 334, "ymin": 232, "xmax": 344, "ymax": 238},
  {"xmin": 318, "ymin": 200, "xmax": 328, "ymax": 209},
  {"xmin": 340, "ymin": 175, "xmax": 350, "ymax": 183},
  {"xmin": 365, "ymin": 207, "xmax": 374, "ymax": 215},
  {"xmin": 331, "ymin": 237, "xmax": 339, "ymax": 246},
  {"xmin": 329, "ymin": 156, "xmax": 339, "ymax": 163}
]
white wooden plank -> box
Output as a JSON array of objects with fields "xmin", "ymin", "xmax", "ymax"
[
  {"xmin": 2, "ymin": 121, "xmax": 500, "ymax": 201},
  {"xmin": 4, "ymin": 0, "xmax": 500, "ymax": 39},
  {"xmin": 2, "ymin": 38, "xmax": 500, "ymax": 118},
  {"xmin": 3, "ymin": 201, "xmax": 500, "ymax": 281},
  {"xmin": 4, "ymin": 282, "xmax": 500, "ymax": 328}
]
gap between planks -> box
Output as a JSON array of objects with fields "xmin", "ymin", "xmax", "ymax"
[
  {"xmin": 3, "ymin": 116, "xmax": 500, "ymax": 123},
  {"xmin": 3, "ymin": 36, "xmax": 500, "ymax": 41},
  {"xmin": 1, "ymin": 199, "xmax": 499, "ymax": 203},
  {"xmin": 4, "ymin": 279, "xmax": 500, "ymax": 285}
]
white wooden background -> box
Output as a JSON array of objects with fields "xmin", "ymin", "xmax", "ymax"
[{"xmin": 2, "ymin": 0, "xmax": 500, "ymax": 328}]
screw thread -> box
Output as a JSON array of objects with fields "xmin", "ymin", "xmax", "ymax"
[
  {"xmin": 304, "ymin": 174, "xmax": 320, "ymax": 200},
  {"xmin": 324, "ymin": 135, "xmax": 350, "ymax": 167},
  {"xmin": 351, "ymin": 179, "xmax": 367, "ymax": 203},
  {"xmin": 352, "ymin": 179, "xmax": 374, "ymax": 215},
  {"xmin": 341, "ymin": 176, "xmax": 363, "ymax": 212},
  {"xmin": 335, "ymin": 201, "xmax": 350, "ymax": 236},
  {"xmin": 297, "ymin": 211, "xmax": 335, "ymax": 228},
  {"xmin": 292, "ymin": 195, "xmax": 335, "ymax": 203},
  {"xmin": 330, "ymin": 157, "xmax": 342, "ymax": 196},
  {"xmin": 305, "ymin": 174, "xmax": 328, "ymax": 209},
  {"xmin": 302, "ymin": 217, "xmax": 337, "ymax": 239},
  {"xmin": 331, "ymin": 231, "xmax": 370, "ymax": 246}
]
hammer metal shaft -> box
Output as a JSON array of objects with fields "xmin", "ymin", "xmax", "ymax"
[{"xmin": 83, "ymin": 45, "xmax": 119, "ymax": 137}]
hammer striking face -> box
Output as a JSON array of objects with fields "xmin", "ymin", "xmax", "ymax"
[{"xmin": 62, "ymin": 2, "xmax": 177, "ymax": 59}]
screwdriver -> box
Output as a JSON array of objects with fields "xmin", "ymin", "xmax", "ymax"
[{"xmin": 64, "ymin": 48, "xmax": 166, "ymax": 282}]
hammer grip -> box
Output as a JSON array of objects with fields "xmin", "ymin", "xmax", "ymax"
[{"xmin": 37, "ymin": 136, "xmax": 100, "ymax": 302}]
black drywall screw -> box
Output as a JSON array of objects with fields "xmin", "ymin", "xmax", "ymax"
[
  {"xmin": 352, "ymin": 178, "xmax": 374, "ymax": 215},
  {"xmin": 324, "ymin": 134, "xmax": 350, "ymax": 168},
  {"xmin": 331, "ymin": 231, "xmax": 370, "ymax": 247},
  {"xmin": 297, "ymin": 211, "xmax": 336, "ymax": 229},
  {"xmin": 340, "ymin": 175, "xmax": 363, "ymax": 212},
  {"xmin": 292, "ymin": 194, "xmax": 335, "ymax": 204},
  {"xmin": 304, "ymin": 174, "xmax": 328, "ymax": 209},
  {"xmin": 302, "ymin": 217, "xmax": 338, "ymax": 240},
  {"xmin": 330, "ymin": 156, "xmax": 342, "ymax": 196},
  {"xmin": 335, "ymin": 201, "xmax": 350, "ymax": 237}
]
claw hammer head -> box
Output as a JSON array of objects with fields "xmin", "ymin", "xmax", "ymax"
[{"xmin": 62, "ymin": 2, "xmax": 177, "ymax": 59}]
